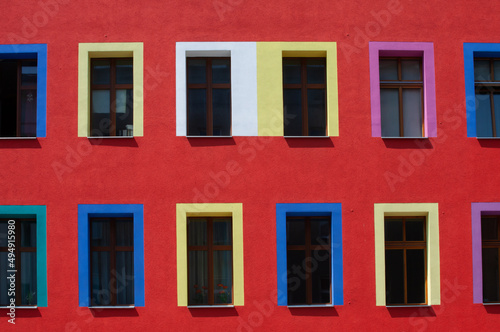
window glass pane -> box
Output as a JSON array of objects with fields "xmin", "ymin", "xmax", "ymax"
[
  {"xmin": 494, "ymin": 94, "xmax": 500, "ymax": 137},
  {"xmin": 307, "ymin": 89, "xmax": 326, "ymax": 136},
  {"xmin": 187, "ymin": 59, "xmax": 206, "ymax": 84},
  {"xmin": 474, "ymin": 60, "xmax": 491, "ymax": 81},
  {"xmin": 401, "ymin": 60, "xmax": 421, "ymax": 80},
  {"xmin": 116, "ymin": 59, "xmax": 133, "ymax": 85},
  {"xmin": 212, "ymin": 59, "xmax": 230, "ymax": 84},
  {"xmin": 310, "ymin": 219, "xmax": 330, "ymax": 245},
  {"xmin": 311, "ymin": 250, "xmax": 331, "ymax": 304},
  {"xmin": 283, "ymin": 89, "xmax": 302, "ymax": 136},
  {"xmin": 91, "ymin": 219, "xmax": 110, "ymax": 247},
  {"xmin": 21, "ymin": 220, "xmax": 36, "ymax": 247},
  {"xmin": 406, "ymin": 249, "xmax": 426, "ymax": 303},
  {"xmin": 476, "ymin": 92, "xmax": 493, "ymax": 137},
  {"xmin": 482, "ymin": 217, "xmax": 499, "ymax": 241},
  {"xmin": 380, "ymin": 88, "xmax": 400, "ymax": 137},
  {"xmin": 482, "ymin": 248, "xmax": 500, "ymax": 302},
  {"xmin": 385, "ymin": 249, "xmax": 404, "ymax": 304},
  {"xmin": 188, "ymin": 219, "xmax": 207, "ymax": 246},
  {"xmin": 213, "ymin": 219, "xmax": 232, "ymax": 246},
  {"xmin": 188, "ymin": 251, "xmax": 208, "ymax": 305},
  {"xmin": 21, "ymin": 252, "xmax": 37, "ymax": 305},
  {"xmin": 188, "ymin": 89, "xmax": 207, "ymax": 135},
  {"xmin": 283, "ymin": 59, "xmax": 301, "ymax": 84},
  {"xmin": 212, "ymin": 88, "xmax": 231, "ymax": 136},
  {"xmin": 20, "ymin": 89, "xmax": 37, "ymax": 137},
  {"xmin": 494, "ymin": 61, "xmax": 500, "ymax": 81},
  {"xmin": 116, "ymin": 251, "xmax": 134, "ymax": 305},
  {"xmin": 402, "ymin": 88, "xmax": 422, "ymax": 137},
  {"xmin": 0, "ymin": 221, "xmax": 7, "ymax": 246},
  {"xmin": 0, "ymin": 60, "xmax": 17, "ymax": 137},
  {"xmin": 385, "ymin": 219, "xmax": 403, "ymax": 241},
  {"xmin": 0, "ymin": 252, "xmax": 8, "ymax": 305},
  {"xmin": 287, "ymin": 219, "xmax": 305, "ymax": 245},
  {"xmin": 307, "ymin": 59, "xmax": 325, "ymax": 84},
  {"xmin": 92, "ymin": 60, "xmax": 111, "ymax": 85},
  {"xmin": 116, "ymin": 220, "xmax": 133, "ymax": 247},
  {"xmin": 91, "ymin": 251, "xmax": 111, "ymax": 306},
  {"xmin": 21, "ymin": 61, "xmax": 37, "ymax": 86},
  {"xmin": 92, "ymin": 90, "xmax": 110, "ymax": 114},
  {"xmin": 287, "ymin": 250, "xmax": 306, "ymax": 305},
  {"xmin": 379, "ymin": 59, "xmax": 398, "ymax": 80},
  {"xmin": 405, "ymin": 219, "xmax": 425, "ymax": 241},
  {"xmin": 115, "ymin": 89, "xmax": 134, "ymax": 136},
  {"xmin": 213, "ymin": 250, "xmax": 232, "ymax": 304}
]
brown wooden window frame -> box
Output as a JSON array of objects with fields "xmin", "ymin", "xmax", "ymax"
[
  {"xmin": 286, "ymin": 216, "xmax": 331, "ymax": 305},
  {"xmin": 474, "ymin": 58, "xmax": 500, "ymax": 137},
  {"xmin": 0, "ymin": 218, "xmax": 37, "ymax": 306},
  {"xmin": 90, "ymin": 58, "xmax": 133, "ymax": 137},
  {"xmin": 89, "ymin": 217, "xmax": 134, "ymax": 306},
  {"xmin": 380, "ymin": 57, "xmax": 424, "ymax": 137},
  {"xmin": 481, "ymin": 215, "xmax": 500, "ymax": 303},
  {"xmin": 186, "ymin": 57, "xmax": 232, "ymax": 136},
  {"xmin": 384, "ymin": 216, "xmax": 427, "ymax": 306},
  {"xmin": 187, "ymin": 217, "xmax": 233, "ymax": 306}
]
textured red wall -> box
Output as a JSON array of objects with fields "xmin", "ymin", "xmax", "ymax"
[{"xmin": 1, "ymin": 0, "xmax": 500, "ymax": 330}]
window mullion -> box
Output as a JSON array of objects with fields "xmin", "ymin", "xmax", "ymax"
[
  {"xmin": 302, "ymin": 59, "xmax": 308, "ymax": 136},
  {"xmin": 110, "ymin": 218, "xmax": 117, "ymax": 306},
  {"xmin": 110, "ymin": 60, "xmax": 117, "ymax": 136},
  {"xmin": 305, "ymin": 218, "xmax": 312, "ymax": 304},
  {"xmin": 16, "ymin": 60, "xmax": 22, "ymax": 137},
  {"xmin": 207, "ymin": 59, "xmax": 213, "ymax": 136},
  {"xmin": 207, "ymin": 218, "xmax": 214, "ymax": 305},
  {"xmin": 490, "ymin": 91, "xmax": 497, "ymax": 137}
]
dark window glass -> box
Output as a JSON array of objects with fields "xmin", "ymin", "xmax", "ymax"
[
  {"xmin": 481, "ymin": 216, "xmax": 500, "ymax": 303},
  {"xmin": 384, "ymin": 218, "xmax": 403, "ymax": 241},
  {"xmin": 405, "ymin": 219, "xmax": 425, "ymax": 241},
  {"xmin": 474, "ymin": 58, "xmax": 500, "ymax": 137},
  {"xmin": 406, "ymin": 249, "xmax": 426, "ymax": 303},
  {"xmin": 385, "ymin": 249, "xmax": 405, "ymax": 305},
  {"xmin": 187, "ymin": 217, "xmax": 233, "ymax": 305},
  {"xmin": 286, "ymin": 216, "xmax": 331, "ymax": 305},
  {"xmin": 283, "ymin": 58, "xmax": 326, "ymax": 136},
  {"xmin": 0, "ymin": 59, "xmax": 37, "ymax": 137},
  {"xmin": 187, "ymin": 58, "xmax": 231, "ymax": 136}
]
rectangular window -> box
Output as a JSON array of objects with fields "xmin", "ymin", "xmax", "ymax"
[
  {"xmin": 384, "ymin": 217, "xmax": 426, "ymax": 305},
  {"xmin": 186, "ymin": 57, "xmax": 231, "ymax": 136},
  {"xmin": 90, "ymin": 58, "xmax": 133, "ymax": 136},
  {"xmin": 286, "ymin": 216, "xmax": 331, "ymax": 305},
  {"xmin": 0, "ymin": 218, "xmax": 37, "ymax": 306},
  {"xmin": 481, "ymin": 215, "xmax": 500, "ymax": 303},
  {"xmin": 473, "ymin": 58, "xmax": 500, "ymax": 137},
  {"xmin": 379, "ymin": 58, "xmax": 423, "ymax": 137},
  {"xmin": 90, "ymin": 217, "xmax": 134, "ymax": 306},
  {"xmin": 283, "ymin": 58, "xmax": 326, "ymax": 136},
  {"xmin": 187, "ymin": 217, "xmax": 232, "ymax": 305}
]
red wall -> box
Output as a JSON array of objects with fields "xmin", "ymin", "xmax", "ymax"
[{"xmin": 1, "ymin": 0, "xmax": 500, "ymax": 330}]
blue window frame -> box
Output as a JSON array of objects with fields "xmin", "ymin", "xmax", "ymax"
[
  {"xmin": 0, "ymin": 44, "xmax": 47, "ymax": 137},
  {"xmin": 78, "ymin": 204, "xmax": 144, "ymax": 307},
  {"xmin": 276, "ymin": 203, "xmax": 343, "ymax": 306}
]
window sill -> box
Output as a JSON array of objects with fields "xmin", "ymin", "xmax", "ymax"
[
  {"xmin": 483, "ymin": 303, "xmax": 500, "ymax": 305},
  {"xmin": 284, "ymin": 136, "xmax": 330, "ymax": 138},
  {"xmin": 287, "ymin": 304, "xmax": 334, "ymax": 308},
  {"xmin": 89, "ymin": 306, "xmax": 135, "ymax": 309},
  {"xmin": 187, "ymin": 305, "xmax": 235, "ymax": 308},
  {"xmin": 186, "ymin": 136, "xmax": 233, "ymax": 138},
  {"xmin": 0, "ymin": 306, "xmax": 37, "ymax": 309},
  {"xmin": 381, "ymin": 136, "xmax": 429, "ymax": 139},
  {"xmin": 0, "ymin": 137, "xmax": 37, "ymax": 140},
  {"xmin": 386, "ymin": 305, "xmax": 431, "ymax": 308},
  {"xmin": 87, "ymin": 136, "xmax": 134, "ymax": 139},
  {"xmin": 476, "ymin": 137, "xmax": 500, "ymax": 139}
]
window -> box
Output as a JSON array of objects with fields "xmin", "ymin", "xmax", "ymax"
[
  {"xmin": 384, "ymin": 217, "xmax": 426, "ymax": 305},
  {"xmin": 0, "ymin": 219, "xmax": 37, "ymax": 306},
  {"xmin": 374, "ymin": 203, "xmax": 440, "ymax": 306},
  {"xmin": 473, "ymin": 58, "xmax": 500, "ymax": 137},
  {"xmin": 90, "ymin": 59, "xmax": 134, "ymax": 136},
  {"xmin": 78, "ymin": 204, "xmax": 144, "ymax": 307},
  {"xmin": 481, "ymin": 215, "xmax": 500, "ymax": 303},
  {"xmin": 176, "ymin": 203, "xmax": 244, "ymax": 306},
  {"xmin": 78, "ymin": 43, "xmax": 143, "ymax": 137},
  {"xmin": 187, "ymin": 217, "xmax": 232, "ymax": 305},
  {"xmin": 256, "ymin": 42, "xmax": 339, "ymax": 137},
  {"xmin": 186, "ymin": 57, "xmax": 231, "ymax": 136},
  {"xmin": 379, "ymin": 58, "xmax": 423, "ymax": 137},
  {"xmin": 276, "ymin": 203, "xmax": 343, "ymax": 306},
  {"xmin": 0, "ymin": 44, "xmax": 47, "ymax": 138},
  {"xmin": 369, "ymin": 42, "xmax": 436, "ymax": 138},
  {"xmin": 286, "ymin": 216, "xmax": 331, "ymax": 305},
  {"xmin": 283, "ymin": 58, "xmax": 326, "ymax": 136},
  {"xmin": 90, "ymin": 217, "xmax": 134, "ymax": 306}
]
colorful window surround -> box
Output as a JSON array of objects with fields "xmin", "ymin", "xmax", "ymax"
[
  {"xmin": 78, "ymin": 43, "xmax": 144, "ymax": 137},
  {"xmin": 176, "ymin": 203, "xmax": 244, "ymax": 306},
  {"xmin": 0, "ymin": 205, "xmax": 47, "ymax": 307},
  {"xmin": 369, "ymin": 42, "xmax": 437, "ymax": 138},
  {"xmin": 471, "ymin": 202, "xmax": 500, "ymax": 303},
  {"xmin": 176, "ymin": 42, "xmax": 258, "ymax": 136},
  {"xmin": 463, "ymin": 43, "xmax": 500, "ymax": 137},
  {"xmin": 374, "ymin": 203, "xmax": 440, "ymax": 306},
  {"xmin": 276, "ymin": 203, "xmax": 343, "ymax": 306},
  {"xmin": 0, "ymin": 44, "xmax": 47, "ymax": 137},
  {"xmin": 257, "ymin": 42, "xmax": 339, "ymax": 136},
  {"xmin": 77, "ymin": 204, "xmax": 145, "ymax": 307}
]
